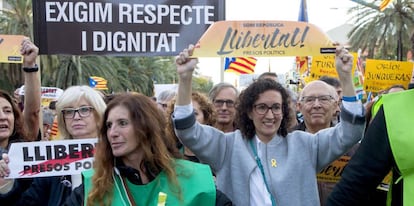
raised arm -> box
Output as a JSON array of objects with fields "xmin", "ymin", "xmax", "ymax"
[
  {"xmin": 335, "ymin": 46, "xmax": 356, "ymax": 98},
  {"xmin": 21, "ymin": 38, "xmax": 41, "ymax": 141},
  {"xmin": 175, "ymin": 44, "xmax": 198, "ymax": 106}
]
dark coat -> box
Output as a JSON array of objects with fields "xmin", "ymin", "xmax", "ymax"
[
  {"xmin": 326, "ymin": 107, "xmax": 402, "ymax": 206},
  {"xmin": 13, "ymin": 176, "xmax": 73, "ymax": 206}
]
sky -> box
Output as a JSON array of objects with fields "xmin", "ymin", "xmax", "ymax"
[{"xmin": 198, "ymin": 0, "xmax": 359, "ymax": 84}]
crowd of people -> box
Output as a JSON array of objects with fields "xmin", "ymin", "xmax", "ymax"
[{"xmin": 0, "ymin": 38, "xmax": 412, "ymax": 206}]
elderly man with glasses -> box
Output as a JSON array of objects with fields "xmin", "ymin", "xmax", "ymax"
[{"xmin": 294, "ymin": 81, "xmax": 339, "ymax": 134}]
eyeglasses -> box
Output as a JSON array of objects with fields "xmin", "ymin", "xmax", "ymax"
[
  {"xmin": 62, "ymin": 106, "xmax": 94, "ymax": 119},
  {"xmin": 213, "ymin": 99, "xmax": 235, "ymax": 108},
  {"xmin": 253, "ymin": 103, "xmax": 282, "ymax": 115},
  {"xmin": 301, "ymin": 95, "xmax": 334, "ymax": 105}
]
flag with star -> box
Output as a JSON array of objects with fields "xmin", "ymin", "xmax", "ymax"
[{"xmin": 89, "ymin": 76, "xmax": 108, "ymax": 90}]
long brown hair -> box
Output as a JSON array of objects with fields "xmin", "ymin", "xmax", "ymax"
[
  {"xmin": 87, "ymin": 93, "xmax": 180, "ymax": 206},
  {"xmin": 0, "ymin": 90, "xmax": 27, "ymax": 149}
]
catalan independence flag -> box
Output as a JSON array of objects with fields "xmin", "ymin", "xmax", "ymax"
[
  {"xmin": 379, "ymin": 0, "xmax": 393, "ymax": 11},
  {"xmin": 296, "ymin": 56, "xmax": 308, "ymax": 76},
  {"xmin": 89, "ymin": 76, "xmax": 108, "ymax": 90},
  {"xmin": 224, "ymin": 57, "xmax": 257, "ymax": 74}
]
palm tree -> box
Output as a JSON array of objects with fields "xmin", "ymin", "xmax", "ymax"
[
  {"xmin": 120, "ymin": 56, "xmax": 176, "ymax": 96},
  {"xmin": 0, "ymin": 0, "xmax": 33, "ymax": 92},
  {"xmin": 347, "ymin": 0, "xmax": 414, "ymax": 60},
  {"xmin": 42, "ymin": 55, "xmax": 127, "ymax": 91}
]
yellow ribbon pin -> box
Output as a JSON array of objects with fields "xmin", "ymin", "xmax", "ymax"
[
  {"xmin": 157, "ymin": 192, "xmax": 167, "ymax": 206},
  {"xmin": 271, "ymin": 159, "xmax": 277, "ymax": 167}
]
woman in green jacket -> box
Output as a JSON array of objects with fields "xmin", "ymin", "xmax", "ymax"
[{"xmin": 65, "ymin": 93, "xmax": 231, "ymax": 206}]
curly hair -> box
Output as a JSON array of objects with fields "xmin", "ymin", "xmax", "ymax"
[
  {"xmin": 165, "ymin": 92, "xmax": 216, "ymax": 152},
  {"xmin": 87, "ymin": 93, "xmax": 181, "ymax": 206},
  {"xmin": 0, "ymin": 90, "xmax": 27, "ymax": 148},
  {"xmin": 236, "ymin": 79, "xmax": 291, "ymax": 139},
  {"xmin": 190, "ymin": 92, "xmax": 216, "ymax": 126}
]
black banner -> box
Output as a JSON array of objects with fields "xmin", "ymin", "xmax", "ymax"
[{"xmin": 33, "ymin": 0, "xmax": 225, "ymax": 56}]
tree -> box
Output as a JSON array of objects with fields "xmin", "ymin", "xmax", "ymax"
[
  {"xmin": 0, "ymin": 0, "xmax": 33, "ymax": 92},
  {"xmin": 192, "ymin": 76, "xmax": 214, "ymax": 94},
  {"xmin": 347, "ymin": 0, "xmax": 414, "ymax": 60}
]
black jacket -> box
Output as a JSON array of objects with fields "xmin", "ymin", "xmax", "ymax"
[
  {"xmin": 10, "ymin": 176, "xmax": 73, "ymax": 206},
  {"xmin": 326, "ymin": 107, "xmax": 403, "ymax": 206},
  {"xmin": 0, "ymin": 146, "xmax": 32, "ymax": 205},
  {"xmin": 0, "ymin": 178, "xmax": 33, "ymax": 205}
]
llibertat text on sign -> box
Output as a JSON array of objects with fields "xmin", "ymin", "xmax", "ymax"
[
  {"xmin": 6, "ymin": 138, "xmax": 97, "ymax": 179},
  {"xmin": 192, "ymin": 20, "xmax": 336, "ymax": 57}
]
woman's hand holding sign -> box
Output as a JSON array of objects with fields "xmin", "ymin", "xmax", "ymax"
[
  {"xmin": 0, "ymin": 153, "xmax": 10, "ymax": 178},
  {"xmin": 175, "ymin": 44, "xmax": 198, "ymax": 78},
  {"xmin": 0, "ymin": 153, "xmax": 13, "ymax": 195},
  {"xmin": 175, "ymin": 44, "xmax": 198, "ymax": 106}
]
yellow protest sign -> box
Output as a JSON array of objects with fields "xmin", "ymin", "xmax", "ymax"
[
  {"xmin": 317, "ymin": 155, "xmax": 350, "ymax": 183},
  {"xmin": 192, "ymin": 20, "xmax": 336, "ymax": 57},
  {"xmin": 363, "ymin": 59, "xmax": 413, "ymax": 92},
  {"xmin": 317, "ymin": 153, "xmax": 392, "ymax": 189},
  {"xmin": 0, "ymin": 34, "xmax": 24, "ymax": 63},
  {"xmin": 308, "ymin": 53, "xmax": 357, "ymax": 81}
]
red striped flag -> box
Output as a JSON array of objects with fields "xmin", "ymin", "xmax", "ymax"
[
  {"xmin": 49, "ymin": 118, "xmax": 60, "ymax": 140},
  {"xmin": 355, "ymin": 49, "xmax": 364, "ymax": 85},
  {"xmin": 224, "ymin": 57, "xmax": 257, "ymax": 75},
  {"xmin": 379, "ymin": 0, "xmax": 393, "ymax": 11},
  {"xmin": 296, "ymin": 56, "xmax": 309, "ymax": 76}
]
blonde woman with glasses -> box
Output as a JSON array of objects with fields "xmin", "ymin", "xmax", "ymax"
[{"xmin": 0, "ymin": 86, "xmax": 106, "ymax": 205}]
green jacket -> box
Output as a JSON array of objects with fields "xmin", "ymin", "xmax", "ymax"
[
  {"xmin": 83, "ymin": 159, "xmax": 216, "ymax": 206},
  {"xmin": 383, "ymin": 89, "xmax": 414, "ymax": 206}
]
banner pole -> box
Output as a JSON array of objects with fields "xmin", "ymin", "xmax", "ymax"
[{"xmin": 220, "ymin": 57, "xmax": 224, "ymax": 82}]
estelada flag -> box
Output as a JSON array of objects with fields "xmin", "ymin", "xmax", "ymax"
[
  {"xmin": 49, "ymin": 118, "xmax": 60, "ymax": 140},
  {"xmin": 224, "ymin": 57, "xmax": 257, "ymax": 75},
  {"xmin": 296, "ymin": 56, "xmax": 308, "ymax": 76},
  {"xmin": 379, "ymin": 0, "xmax": 394, "ymax": 11},
  {"xmin": 89, "ymin": 76, "xmax": 108, "ymax": 90}
]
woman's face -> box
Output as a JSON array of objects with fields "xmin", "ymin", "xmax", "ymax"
[
  {"xmin": 193, "ymin": 100, "xmax": 206, "ymax": 124},
  {"xmin": 248, "ymin": 90, "xmax": 283, "ymax": 143},
  {"xmin": 106, "ymin": 105, "xmax": 141, "ymax": 161},
  {"xmin": 0, "ymin": 97, "xmax": 15, "ymax": 146},
  {"xmin": 62, "ymin": 98, "xmax": 98, "ymax": 139}
]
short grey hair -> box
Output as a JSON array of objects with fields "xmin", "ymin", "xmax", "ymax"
[
  {"xmin": 157, "ymin": 90, "xmax": 176, "ymax": 103},
  {"xmin": 208, "ymin": 82, "xmax": 239, "ymax": 101},
  {"xmin": 56, "ymin": 86, "xmax": 106, "ymax": 139}
]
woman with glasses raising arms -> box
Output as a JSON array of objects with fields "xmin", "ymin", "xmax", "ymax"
[
  {"xmin": 173, "ymin": 45, "xmax": 366, "ymax": 206},
  {"xmin": 0, "ymin": 85, "xmax": 107, "ymax": 205}
]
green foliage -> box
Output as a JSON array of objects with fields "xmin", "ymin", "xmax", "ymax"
[
  {"xmin": 347, "ymin": 1, "xmax": 414, "ymax": 60},
  {"xmin": 192, "ymin": 76, "xmax": 213, "ymax": 94}
]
